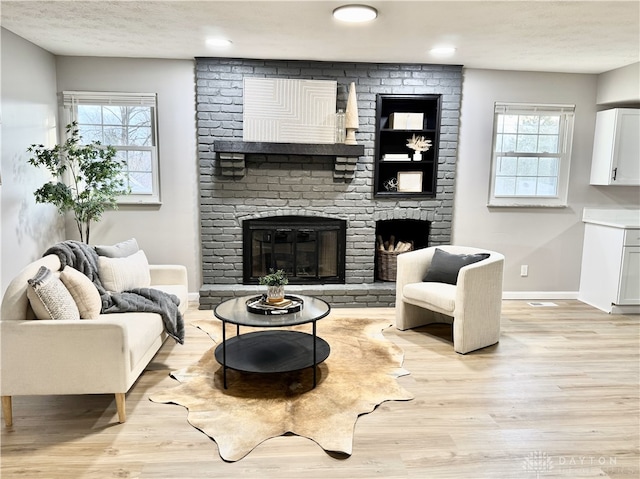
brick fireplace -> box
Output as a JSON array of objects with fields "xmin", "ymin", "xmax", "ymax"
[{"xmin": 197, "ymin": 58, "xmax": 462, "ymax": 308}]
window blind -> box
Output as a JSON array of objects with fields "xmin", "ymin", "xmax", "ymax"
[
  {"xmin": 494, "ymin": 102, "xmax": 575, "ymax": 115},
  {"xmin": 62, "ymin": 91, "xmax": 157, "ymax": 107}
]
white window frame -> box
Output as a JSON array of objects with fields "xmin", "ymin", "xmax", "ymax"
[
  {"xmin": 488, "ymin": 102, "xmax": 575, "ymax": 207},
  {"xmin": 62, "ymin": 91, "xmax": 161, "ymax": 205}
]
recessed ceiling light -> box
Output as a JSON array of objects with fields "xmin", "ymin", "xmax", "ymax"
[
  {"xmin": 430, "ymin": 46, "xmax": 456, "ymax": 57},
  {"xmin": 206, "ymin": 38, "xmax": 232, "ymax": 48},
  {"xmin": 333, "ymin": 4, "xmax": 378, "ymax": 23}
]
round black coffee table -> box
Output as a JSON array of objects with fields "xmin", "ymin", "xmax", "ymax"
[{"xmin": 213, "ymin": 294, "xmax": 331, "ymax": 388}]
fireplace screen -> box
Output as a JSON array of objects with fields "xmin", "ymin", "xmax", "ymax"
[{"xmin": 243, "ymin": 216, "xmax": 346, "ymax": 284}]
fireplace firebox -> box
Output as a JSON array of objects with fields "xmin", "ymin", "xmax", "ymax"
[{"xmin": 243, "ymin": 216, "xmax": 346, "ymax": 284}]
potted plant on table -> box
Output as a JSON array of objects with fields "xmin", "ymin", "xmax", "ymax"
[
  {"xmin": 27, "ymin": 122, "xmax": 130, "ymax": 244},
  {"xmin": 259, "ymin": 269, "xmax": 289, "ymax": 304}
]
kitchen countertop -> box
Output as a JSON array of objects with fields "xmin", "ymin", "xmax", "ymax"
[{"xmin": 582, "ymin": 208, "xmax": 640, "ymax": 228}]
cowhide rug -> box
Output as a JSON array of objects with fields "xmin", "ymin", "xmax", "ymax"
[{"xmin": 149, "ymin": 312, "xmax": 413, "ymax": 462}]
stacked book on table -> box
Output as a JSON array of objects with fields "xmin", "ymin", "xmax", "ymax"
[
  {"xmin": 382, "ymin": 153, "xmax": 410, "ymax": 161},
  {"xmin": 264, "ymin": 298, "xmax": 293, "ymax": 308}
]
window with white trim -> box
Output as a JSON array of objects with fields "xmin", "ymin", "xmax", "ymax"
[
  {"xmin": 63, "ymin": 91, "xmax": 160, "ymax": 204},
  {"xmin": 489, "ymin": 103, "xmax": 575, "ymax": 207}
]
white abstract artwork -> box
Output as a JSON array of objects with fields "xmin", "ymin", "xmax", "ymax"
[{"xmin": 243, "ymin": 78, "xmax": 337, "ymax": 144}]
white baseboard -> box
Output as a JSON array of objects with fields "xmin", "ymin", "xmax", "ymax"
[
  {"xmin": 611, "ymin": 304, "xmax": 640, "ymax": 314},
  {"xmin": 188, "ymin": 292, "xmax": 200, "ymax": 303},
  {"xmin": 502, "ymin": 291, "xmax": 579, "ymax": 300}
]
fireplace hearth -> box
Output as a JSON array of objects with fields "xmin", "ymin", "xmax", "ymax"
[{"xmin": 243, "ymin": 216, "xmax": 346, "ymax": 285}]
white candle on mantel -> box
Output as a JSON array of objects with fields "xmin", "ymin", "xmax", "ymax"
[{"xmin": 344, "ymin": 82, "xmax": 359, "ymax": 145}]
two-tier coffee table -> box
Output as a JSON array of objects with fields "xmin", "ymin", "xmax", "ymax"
[{"xmin": 213, "ymin": 294, "xmax": 331, "ymax": 389}]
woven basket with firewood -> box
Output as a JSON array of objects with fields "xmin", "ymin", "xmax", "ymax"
[{"xmin": 376, "ymin": 235, "xmax": 414, "ymax": 282}]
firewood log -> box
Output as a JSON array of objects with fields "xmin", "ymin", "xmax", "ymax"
[{"xmin": 397, "ymin": 241, "xmax": 411, "ymax": 253}]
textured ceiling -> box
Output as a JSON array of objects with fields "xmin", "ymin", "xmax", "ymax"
[{"xmin": 1, "ymin": 0, "xmax": 639, "ymax": 74}]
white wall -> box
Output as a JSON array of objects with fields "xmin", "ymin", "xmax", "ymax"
[
  {"xmin": 454, "ymin": 68, "xmax": 639, "ymax": 297},
  {"xmin": 55, "ymin": 57, "xmax": 200, "ymax": 294},
  {"xmin": 596, "ymin": 62, "xmax": 640, "ymax": 105},
  {"xmin": 1, "ymin": 28, "xmax": 64, "ymax": 297}
]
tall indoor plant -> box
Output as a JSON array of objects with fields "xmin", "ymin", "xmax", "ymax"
[{"xmin": 27, "ymin": 122, "xmax": 129, "ymax": 244}]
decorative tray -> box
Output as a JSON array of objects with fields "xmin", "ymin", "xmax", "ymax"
[{"xmin": 246, "ymin": 295, "xmax": 304, "ymax": 315}]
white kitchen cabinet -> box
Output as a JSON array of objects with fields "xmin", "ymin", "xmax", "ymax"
[
  {"xmin": 590, "ymin": 108, "xmax": 640, "ymax": 186},
  {"xmin": 579, "ymin": 210, "xmax": 640, "ymax": 314},
  {"xmin": 619, "ymin": 243, "xmax": 640, "ymax": 305}
]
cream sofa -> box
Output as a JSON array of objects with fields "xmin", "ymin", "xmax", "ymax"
[
  {"xmin": 0, "ymin": 254, "xmax": 188, "ymax": 427},
  {"xmin": 395, "ymin": 245, "xmax": 504, "ymax": 354}
]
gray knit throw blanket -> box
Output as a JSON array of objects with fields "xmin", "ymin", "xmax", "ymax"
[{"xmin": 44, "ymin": 240, "xmax": 184, "ymax": 344}]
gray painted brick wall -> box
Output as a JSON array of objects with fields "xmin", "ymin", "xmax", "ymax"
[{"xmin": 196, "ymin": 58, "xmax": 462, "ymax": 307}]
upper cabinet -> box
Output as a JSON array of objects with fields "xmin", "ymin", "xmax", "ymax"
[
  {"xmin": 374, "ymin": 94, "xmax": 441, "ymax": 198},
  {"xmin": 590, "ymin": 108, "xmax": 640, "ymax": 185}
]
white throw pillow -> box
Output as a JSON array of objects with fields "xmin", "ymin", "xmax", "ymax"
[
  {"xmin": 98, "ymin": 250, "xmax": 151, "ymax": 292},
  {"xmin": 60, "ymin": 266, "xmax": 102, "ymax": 319},
  {"xmin": 26, "ymin": 266, "xmax": 81, "ymax": 320}
]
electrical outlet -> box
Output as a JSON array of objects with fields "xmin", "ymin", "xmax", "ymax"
[{"xmin": 520, "ymin": 265, "xmax": 528, "ymax": 277}]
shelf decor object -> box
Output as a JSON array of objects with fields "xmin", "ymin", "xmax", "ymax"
[
  {"xmin": 406, "ymin": 134, "xmax": 432, "ymax": 161},
  {"xmin": 335, "ymin": 109, "xmax": 346, "ymax": 143},
  {"xmin": 345, "ymin": 82, "xmax": 359, "ymax": 145},
  {"xmin": 383, "ymin": 177, "xmax": 398, "ymax": 191},
  {"xmin": 382, "ymin": 153, "xmax": 410, "ymax": 161},
  {"xmin": 397, "ymin": 171, "xmax": 423, "ymax": 192},
  {"xmin": 390, "ymin": 112, "xmax": 424, "ymax": 130}
]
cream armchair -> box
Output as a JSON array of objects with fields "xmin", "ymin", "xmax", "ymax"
[{"xmin": 395, "ymin": 245, "xmax": 504, "ymax": 354}]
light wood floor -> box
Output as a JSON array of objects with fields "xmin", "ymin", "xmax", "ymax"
[{"xmin": 1, "ymin": 301, "xmax": 638, "ymax": 478}]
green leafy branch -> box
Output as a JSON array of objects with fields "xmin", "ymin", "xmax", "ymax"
[
  {"xmin": 258, "ymin": 269, "xmax": 289, "ymax": 286},
  {"xmin": 27, "ymin": 122, "xmax": 130, "ymax": 243}
]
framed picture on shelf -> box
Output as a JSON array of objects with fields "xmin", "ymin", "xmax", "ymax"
[{"xmin": 397, "ymin": 171, "xmax": 423, "ymax": 192}]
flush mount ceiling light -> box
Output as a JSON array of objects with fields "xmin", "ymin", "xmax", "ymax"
[
  {"xmin": 332, "ymin": 4, "xmax": 378, "ymax": 23},
  {"xmin": 206, "ymin": 38, "xmax": 232, "ymax": 48},
  {"xmin": 429, "ymin": 46, "xmax": 457, "ymax": 57}
]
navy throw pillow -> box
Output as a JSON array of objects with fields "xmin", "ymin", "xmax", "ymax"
[{"xmin": 422, "ymin": 248, "xmax": 490, "ymax": 285}]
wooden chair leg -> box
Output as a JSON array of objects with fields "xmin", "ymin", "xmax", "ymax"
[
  {"xmin": 2, "ymin": 396, "xmax": 13, "ymax": 427},
  {"xmin": 115, "ymin": 393, "xmax": 126, "ymax": 423}
]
